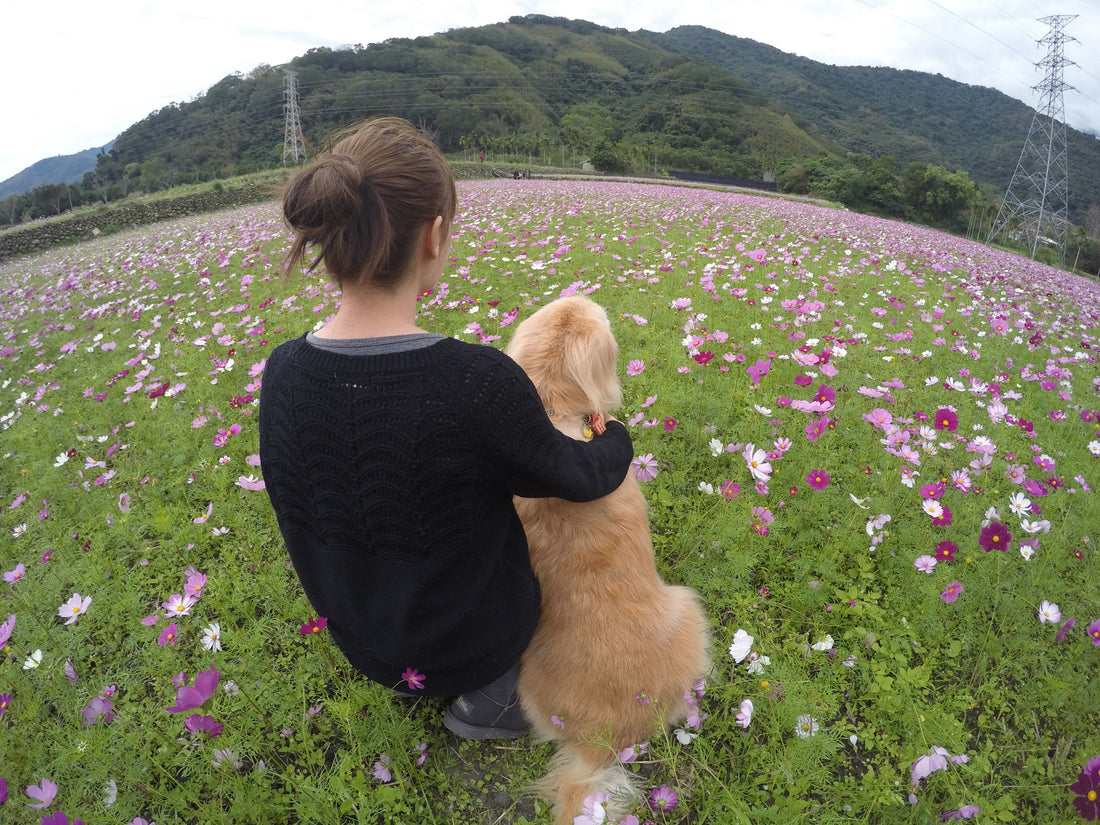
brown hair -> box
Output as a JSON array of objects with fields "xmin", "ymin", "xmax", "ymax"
[{"xmin": 282, "ymin": 117, "xmax": 457, "ymax": 288}]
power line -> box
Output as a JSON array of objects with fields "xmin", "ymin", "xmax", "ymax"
[{"xmin": 988, "ymin": 14, "xmax": 1077, "ymax": 262}]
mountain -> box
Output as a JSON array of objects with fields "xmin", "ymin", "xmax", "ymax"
[
  {"xmin": 7, "ymin": 16, "xmax": 1099, "ymax": 230},
  {"xmin": 0, "ymin": 143, "xmax": 114, "ymax": 200}
]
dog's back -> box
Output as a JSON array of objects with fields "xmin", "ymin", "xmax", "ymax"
[{"xmin": 506, "ymin": 297, "xmax": 710, "ymax": 824}]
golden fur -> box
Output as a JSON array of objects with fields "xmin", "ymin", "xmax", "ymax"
[{"xmin": 506, "ymin": 296, "xmax": 711, "ymax": 824}]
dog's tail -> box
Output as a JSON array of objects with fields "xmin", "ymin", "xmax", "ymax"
[{"xmin": 538, "ymin": 740, "xmax": 639, "ymax": 825}]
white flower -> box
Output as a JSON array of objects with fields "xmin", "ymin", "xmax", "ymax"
[
  {"xmin": 24, "ymin": 648, "xmax": 43, "ymax": 669},
  {"xmin": 12, "ymin": 523, "xmax": 27, "ymax": 538},
  {"xmin": 201, "ymin": 622, "xmax": 222, "ymax": 652},
  {"xmin": 728, "ymin": 629, "xmax": 754, "ymax": 663},
  {"xmin": 708, "ymin": 438, "xmax": 724, "ymax": 457},
  {"xmin": 745, "ymin": 654, "xmax": 770, "ymax": 675},
  {"xmin": 753, "ymin": 404, "xmax": 773, "ymax": 416},
  {"xmin": 104, "ymin": 779, "xmax": 117, "ymax": 806},
  {"xmin": 1019, "ymin": 519, "xmax": 1050, "ymax": 535},
  {"xmin": 54, "ymin": 452, "xmax": 70, "ymax": 467},
  {"xmin": 849, "ymin": 494, "xmax": 871, "ymax": 509},
  {"xmin": 1008, "ymin": 492, "xmax": 1031, "ymax": 517},
  {"xmin": 697, "ymin": 481, "xmax": 714, "ymax": 494},
  {"xmin": 921, "ymin": 499, "xmax": 944, "ymax": 519},
  {"xmin": 811, "ymin": 635, "xmax": 834, "ymax": 651},
  {"xmin": 795, "ymin": 714, "xmax": 820, "ymax": 738},
  {"xmin": 1087, "ymin": 440, "xmax": 1100, "ymax": 457},
  {"xmin": 1038, "ymin": 600, "xmax": 1061, "ymax": 624},
  {"xmin": 1020, "ymin": 544, "xmax": 1035, "ymax": 560},
  {"xmin": 673, "ymin": 727, "xmax": 698, "ymax": 745}
]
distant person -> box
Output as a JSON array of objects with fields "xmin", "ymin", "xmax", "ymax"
[{"xmin": 259, "ymin": 117, "xmax": 634, "ymax": 739}]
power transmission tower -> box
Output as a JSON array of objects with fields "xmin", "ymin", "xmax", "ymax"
[
  {"xmin": 283, "ymin": 70, "xmax": 307, "ymax": 167},
  {"xmin": 987, "ymin": 14, "xmax": 1076, "ymax": 263}
]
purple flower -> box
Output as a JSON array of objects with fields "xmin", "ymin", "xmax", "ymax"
[
  {"xmin": 934, "ymin": 407, "xmax": 958, "ymax": 431},
  {"xmin": 158, "ymin": 622, "xmax": 179, "ymax": 646},
  {"xmin": 648, "ymin": 785, "xmax": 679, "ymax": 812},
  {"xmin": 978, "ymin": 521, "xmax": 1012, "ymax": 552},
  {"xmin": 3, "ymin": 563, "xmax": 25, "ymax": 584},
  {"xmin": 0, "ymin": 614, "xmax": 15, "ymax": 647},
  {"xmin": 58, "ymin": 593, "xmax": 91, "ymax": 625},
  {"xmin": 0, "ymin": 693, "xmax": 11, "ymax": 717},
  {"xmin": 1089, "ymin": 620, "xmax": 1100, "ymax": 646},
  {"xmin": 184, "ymin": 713, "xmax": 224, "ymax": 738},
  {"xmin": 401, "ymin": 668, "xmax": 425, "ymax": 691},
  {"xmin": 41, "ymin": 813, "xmax": 84, "ymax": 825},
  {"xmin": 631, "ymin": 453, "xmax": 659, "ymax": 483},
  {"xmin": 1071, "ymin": 764, "xmax": 1100, "ymax": 821},
  {"xmin": 299, "ymin": 617, "xmax": 328, "ymax": 635},
  {"xmin": 940, "ymin": 581, "xmax": 963, "ymax": 604},
  {"xmin": 166, "ymin": 666, "xmax": 221, "ymax": 713},
  {"xmin": 940, "ymin": 806, "xmax": 980, "ymax": 820},
  {"xmin": 25, "ymin": 778, "xmax": 58, "ymax": 809},
  {"xmin": 806, "ymin": 470, "xmax": 830, "ymax": 490},
  {"xmin": 1056, "ymin": 617, "xmax": 1077, "ymax": 643},
  {"xmin": 81, "ymin": 696, "xmax": 115, "ymax": 727}
]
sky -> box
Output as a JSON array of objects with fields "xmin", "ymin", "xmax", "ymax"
[{"xmin": 2, "ymin": 0, "xmax": 1098, "ymax": 184}]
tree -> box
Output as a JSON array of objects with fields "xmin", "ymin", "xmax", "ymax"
[{"xmin": 901, "ymin": 163, "xmax": 983, "ymax": 230}]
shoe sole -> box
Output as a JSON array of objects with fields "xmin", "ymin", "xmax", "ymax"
[{"xmin": 442, "ymin": 709, "xmax": 527, "ymax": 740}]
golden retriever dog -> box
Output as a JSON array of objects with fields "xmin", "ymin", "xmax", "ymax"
[{"xmin": 505, "ymin": 296, "xmax": 710, "ymax": 824}]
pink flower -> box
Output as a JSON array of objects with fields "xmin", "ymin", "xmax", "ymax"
[
  {"xmin": 158, "ymin": 622, "xmax": 179, "ymax": 646},
  {"xmin": 166, "ymin": 666, "xmax": 221, "ymax": 713},
  {"xmin": 162, "ymin": 593, "xmax": 197, "ymax": 618},
  {"xmin": 626, "ymin": 359, "xmax": 645, "ymax": 376},
  {"xmin": 940, "ymin": 581, "xmax": 963, "ymax": 604},
  {"xmin": 58, "ymin": 593, "xmax": 91, "ymax": 625},
  {"xmin": 235, "ymin": 475, "xmax": 266, "ymax": 491},
  {"xmin": 401, "ymin": 668, "xmax": 425, "ymax": 690},
  {"xmin": 663, "ymin": 417, "xmax": 677, "ymax": 431},
  {"xmin": 184, "ymin": 713, "xmax": 224, "ymax": 738},
  {"xmin": 25, "ymin": 777, "xmax": 58, "ymax": 808},
  {"xmin": 192, "ymin": 502, "xmax": 213, "ymax": 524},
  {"xmin": 299, "ymin": 617, "xmax": 328, "ymax": 635},
  {"xmin": 631, "ymin": 453, "xmax": 659, "ymax": 483},
  {"xmin": 806, "ymin": 470, "xmax": 830, "ymax": 490}
]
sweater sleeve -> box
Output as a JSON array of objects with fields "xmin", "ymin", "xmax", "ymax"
[{"xmin": 459, "ymin": 347, "xmax": 635, "ymax": 501}]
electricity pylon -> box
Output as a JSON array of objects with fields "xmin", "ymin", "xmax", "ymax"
[
  {"xmin": 987, "ymin": 15, "xmax": 1076, "ymax": 263},
  {"xmin": 283, "ymin": 70, "xmax": 307, "ymax": 167}
]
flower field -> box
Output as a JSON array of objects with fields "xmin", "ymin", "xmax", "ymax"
[{"xmin": 1, "ymin": 179, "xmax": 1099, "ymax": 824}]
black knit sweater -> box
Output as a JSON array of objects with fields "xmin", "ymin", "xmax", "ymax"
[{"xmin": 258, "ymin": 333, "xmax": 634, "ymax": 696}]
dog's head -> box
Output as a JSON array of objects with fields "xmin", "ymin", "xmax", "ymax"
[{"xmin": 505, "ymin": 296, "xmax": 623, "ymax": 416}]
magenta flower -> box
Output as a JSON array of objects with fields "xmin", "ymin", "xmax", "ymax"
[
  {"xmin": 1089, "ymin": 620, "xmax": 1100, "ymax": 646},
  {"xmin": 934, "ymin": 407, "xmax": 958, "ymax": 431},
  {"xmin": 0, "ymin": 692, "xmax": 11, "ymax": 717},
  {"xmin": 25, "ymin": 777, "xmax": 58, "ymax": 809},
  {"xmin": 184, "ymin": 713, "xmax": 224, "ymax": 738},
  {"xmin": 648, "ymin": 785, "xmax": 680, "ymax": 812},
  {"xmin": 166, "ymin": 666, "xmax": 221, "ymax": 713},
  {"xmin": 401, "ymin": 668, "xmax": 425, "ymax": 691},
  {"xmin": 978, "ymin": 521, "xmax": 1012, "ymax": 552},
  {"xmin": 746, "ymin": 358, "xmax": 771, "ymax": 387},
  {"xmin": 158, "ymin": 622, "xmax": 179, "ymax": 646},
  {"xmin": 299, "ymin": 617, "xmax": 328, "ymax": 635},
  {"xmin": 934, "ymin": 541, "xmax": 958, "ymax": 562},
  {"xmin": 940, "ymin": 581, "xmax": 963, "ymax": 604},
  {"xmin": 631, "ymin": 453, "xmax": 659, "ymax": 483},
  {"xmin": 1071, "ymin": 764, "xmax": 1100, "ymax": 821},
  {"xmin": 1055, "ymin": 617, "xmax": 1077, "ymax": 642},
  {"xmin": 41, "ymin": 813, "xmax": 84, "ymax": 825},
  {"xmin": 806, "ymin": 470, "xmax": 830, "ymax": 490},
  {"xmin": 663, "ymin": 417, "xmax": 677, "ymax": 431},
  {"xmin": 931, "ymin": 505, "xmax": 953, "ymax": 527}
]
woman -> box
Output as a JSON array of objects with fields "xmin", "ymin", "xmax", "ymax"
[{"xmin": 258, "ymin": 117, "xmax": 633, "ymax": 739}]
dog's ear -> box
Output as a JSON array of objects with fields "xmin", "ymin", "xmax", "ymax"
[{"xmin": 561, "ymin": 305, "xmax": 623, "ymax": 413}]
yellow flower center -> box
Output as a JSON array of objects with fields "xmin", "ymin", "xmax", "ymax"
[
  {"xmin": 1090, "ymin": 791, "xmax": 1098, "ymax": 802},
  {"xmin": 72, "ymin": 606, "xmax": 81, "ymax": 614}
]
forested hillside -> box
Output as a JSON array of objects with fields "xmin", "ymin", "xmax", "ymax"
[{"xmin": 4, "ymin": 14, "xmax": 1099, "ymax": 267}]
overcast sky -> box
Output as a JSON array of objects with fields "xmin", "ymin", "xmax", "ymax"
[{"xmin": 2, "ymin": 0, "xmax": 1097, "ymax": 183}]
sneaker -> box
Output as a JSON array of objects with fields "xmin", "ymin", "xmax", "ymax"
[{"xmin": 443, "ymin": 691, "xmax": 527, "ymax": 740}]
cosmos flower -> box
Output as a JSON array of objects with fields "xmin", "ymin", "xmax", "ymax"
[
  {"xmin": 795, "ymin": 715, "xmax": 819, "ymax": 738},
  {"xmin": 940, "ymin": 581, "xmax": 963, "ymax": 604},
  {"xmin": 1038, "ymin": 601, "xmax": 1061, "ymax": 624},
  {"xmin": 978, "ymin": 521, "xmax": 1012, "ymax": 552},
  {"xmin": 58, "ymin": 593, "xmax": 91, "ymax": 625},
  {"xmin": 200, "ymin": 622, "xmax": 222, "ymax": 652},
  {"xmin": 166, "ymin": 666, "xmax": 221, "ymax": 713},
  {"xmin": 631, "ymin": 453, "xmax": 659, "ymax": 483}
]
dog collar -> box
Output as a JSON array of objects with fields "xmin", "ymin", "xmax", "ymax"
[{"xmin": 546, "ymin": 410, "xmax": 605, "ymax": 440}]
